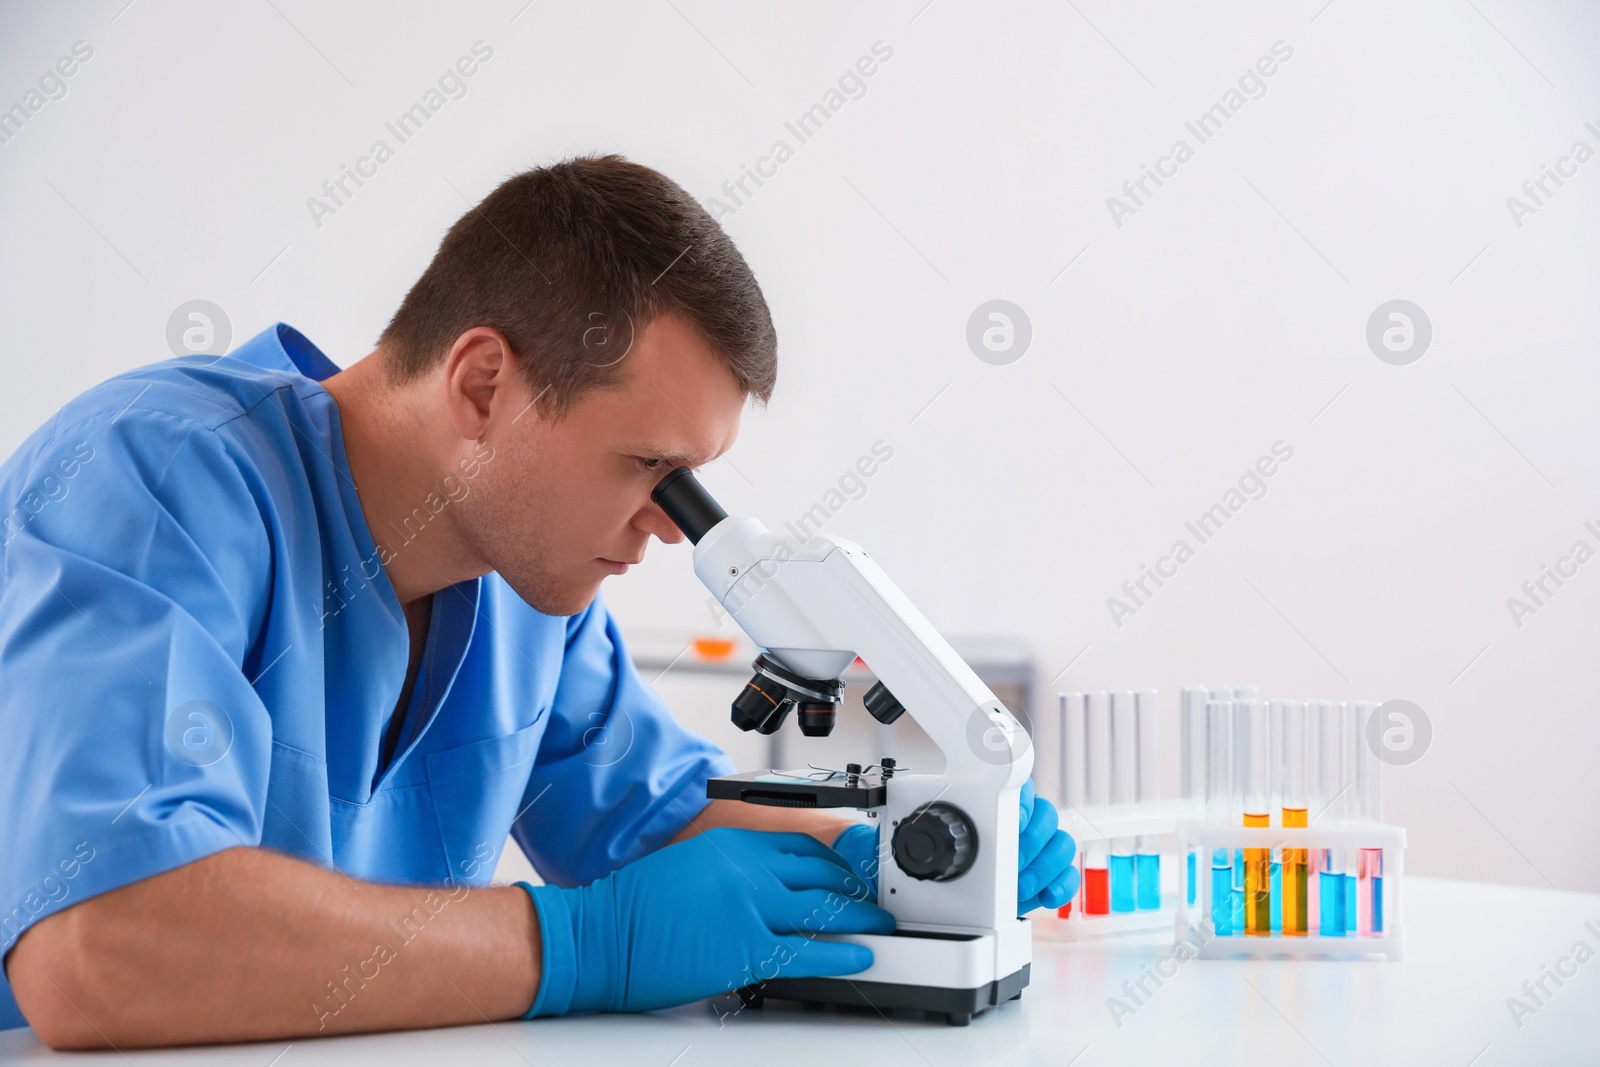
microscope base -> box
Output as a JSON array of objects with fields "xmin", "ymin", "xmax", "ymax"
[{"xmin": 734, "ymin": 963, "xmax": 1029, "ymax": 1027}]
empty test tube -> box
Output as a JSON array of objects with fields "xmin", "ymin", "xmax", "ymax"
[{"xmin": 1305, "ymin": 701, "xmax": 1319, "ymax": 932}]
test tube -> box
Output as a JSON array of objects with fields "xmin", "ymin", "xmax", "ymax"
[
  {"xmin": 1229, "ymin": 699, "xmax": 1248, "ymax": 933},
  {"xmin": 1304, "ymin": 699, "xmax": 1320, "ymax": 932},
  {"xmin": 1109, "ymin": 690, "xmax": 1138, "ymax": 912},
  {"xmin": 1280, "ymin": 699, "xmax": 1309, "ymax": 936},
  {"xmin": 1033, "ymin": 686, "xmax": 1063, "ymax": 812},
  {"xmin": 1083, "ymin": 690, "xmax": 1111, "ymax": 915},
  {"xmin": 1180, "ymin": 687, "xmax": 1207, "ymax": 907},
  {"xmin": 1057, "ymin": 692, "xmax": 1089, "ymax": 919},
  {"xmin": 1315, "ymin": 699, "xmax": 1346, "ymax": 936},
  {"xmin": 1343, "ymin": 701, "xmax": 1364, "ymax": 935},
  {"xmin": 1135, "ymin": 689, "xmax": 1161, "ymax": 910},
  {"xmin": 1206, "ymin": 698, "xmax": 1233, "ymax": 936},
  {"xmin": 1267, "ymin": 698, "xmax": 1281, "ymax": 813},
  {"xmin": 1268, "ymin": 699, "xmax": 1283, "ymax": 934},
  {"xmin": 1361, "ymin": 698, "xmax": 1384, "ymax": 824},
  {"xmin": 1238, "ymin": 700, "xmax": 1271, "ymax": 936},
  {"xmin": 1357, "ymin": 698, "xmax": 1385, "ymax": 935}
]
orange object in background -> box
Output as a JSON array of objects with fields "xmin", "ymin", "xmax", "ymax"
[{"xmin": 691, "ymin": 636, "xmax": 738, "ymax": 660}]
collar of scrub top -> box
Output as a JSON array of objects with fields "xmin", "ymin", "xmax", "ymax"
[
  {"xmin": 227, "ymin": 321, "xmax": 484, "ymax": 796},
  {"xmin": 229, "ymin": 322, "xmax": 345, "ymax": 381}
]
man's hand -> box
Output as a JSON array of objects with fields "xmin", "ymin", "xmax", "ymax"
[
  {"xmin": 670, "ymin": 797, "xmax": 855, "ymax": 851},
  {"xmin": 829, "ymin": 779, "xmax": 1079, "ymax": 916},
  {"xmin": 1015, "ymin": 779, "xmax": 1079, "ymax": 912},
  {"xmin": 519, "ymin": 828, "xmax": 894, "ymax": 1015}
]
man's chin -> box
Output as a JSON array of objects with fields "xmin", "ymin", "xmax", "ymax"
[{"xmin": 520, "ymin": 581, "xmax": 601, "ymax": 618}]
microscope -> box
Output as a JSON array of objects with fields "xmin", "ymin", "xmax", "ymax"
[{"xmin": 651, "ymin": 467, "xmax": 1033, "ymax": 1026}]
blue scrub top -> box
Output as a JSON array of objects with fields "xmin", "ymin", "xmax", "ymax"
[{"xmin": 0, "ymin": 323, "xmax": 734, "ymax": 1030}]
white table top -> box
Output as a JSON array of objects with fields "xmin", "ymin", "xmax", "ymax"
[{"xmin": 2, "ymin": 876, "xmax": 1595, "ymax": 1065}]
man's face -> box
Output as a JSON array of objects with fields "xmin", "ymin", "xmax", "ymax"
[{"xmin": 464, "ymin": 311, "xmax": 746, "ymax": 616}]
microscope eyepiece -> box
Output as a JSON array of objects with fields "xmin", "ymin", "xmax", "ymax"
[{"xmin": 650, "ymin": 466, "xmax": 727, "ymax": 545}]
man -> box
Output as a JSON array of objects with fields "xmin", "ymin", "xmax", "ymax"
[{"xmin": 0, "ymin": 155, "xmax": 1076, "ymax": 1048}]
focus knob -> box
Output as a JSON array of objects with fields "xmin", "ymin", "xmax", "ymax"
[
  {"xmin": 864, "ymin": 681, "xmax": 905, "ymax": 725},
  {"xmin": 892, "ymin": 802, "xmax": 977, "ymax": 882}
]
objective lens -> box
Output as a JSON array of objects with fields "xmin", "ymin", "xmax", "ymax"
[
  {"xmin": 796, "ymin": 702, "xmax": 836, "ymax": 737},
  {"xmin": 730, "ymin": 672, "xmax": 793, "ymax": 734}
]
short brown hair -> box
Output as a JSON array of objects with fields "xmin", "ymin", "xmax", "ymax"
[{"xmin": 377, "ymin": 154, "xmax": 777, "ymax": 417}]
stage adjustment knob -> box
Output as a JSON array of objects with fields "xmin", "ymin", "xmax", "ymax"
[{"xmin": 892, "ymin": 802, "xmax": 977, "ymax": 882}]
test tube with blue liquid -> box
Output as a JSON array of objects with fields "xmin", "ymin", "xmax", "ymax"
[
  {"xmin": 1341, "ymin": 702, "xmax": 1359, "ymax": 932},
  {"xmin": 1228, "ymin": 693, "xmax": 1250, "ymax": 933},
  {"xmin": 1315, "ymin": 700, "xmax": 1346, "ymax": 936},
  {"xmin": 1267, "ymin": 699, "xmax": 1282, "ymax": 933},
  {"xmin": 1109, "ymin": 690, "xmax": 1138, "ymax": 912},
  {"xmin": 1180, "ymin": 687, "xmax": 1206, "ymax": 908},
  {"xmin": 1135, "ymin": 689, "xmax": 1161, "ymax": 910},
  {"xmin": 1205, "ymin": 697, "xmax": 1233, "ymax": 935}
]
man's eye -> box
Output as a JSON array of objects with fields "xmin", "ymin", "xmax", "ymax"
[{"xmin": 639, "ymin": 457, "xmax": 663, "ymax": 471}]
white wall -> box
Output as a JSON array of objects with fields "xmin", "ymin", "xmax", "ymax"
[{"xmin": 2, "ymin": 1, "xmax": 1596, "ymax": 891}]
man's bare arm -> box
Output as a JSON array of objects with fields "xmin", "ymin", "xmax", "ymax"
[
  {"xmin": 6, "ymin": 846, "xmax": 538, "ymax": 1050},
  {"xmin": 671, "ymin": 798, "xmax": 857, "ymax": 850}
]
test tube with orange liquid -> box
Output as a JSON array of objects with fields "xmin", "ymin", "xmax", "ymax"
[
  {"xmin": 1238, "ymin": 700, "xmax": 1272, "ymax": 936},
  {"xmin": 1279, "ymin": 699, "xmax": 1309, "ymax": 936}
]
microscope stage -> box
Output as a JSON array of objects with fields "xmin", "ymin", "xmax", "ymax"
[{"xmin": 707, "ymin": 769, "xmax": 887, "ymax": 809}]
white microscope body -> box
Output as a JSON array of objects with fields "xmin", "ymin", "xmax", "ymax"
[{"xmin": 651, "ymin": 468, "xmax": 1033, "ymax": 1025}]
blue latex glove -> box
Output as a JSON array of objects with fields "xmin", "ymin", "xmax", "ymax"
[
  {"xmin": 517, "ymin": 828, "xmax": 896, "ymax": 1016},
  {"xmin": 1016, "ymin": 779, "xmax": 1079, "ymax": 913},
  {"xmin": 831, "ymin": 779, "xmax": 1079, "ymax": 916}
]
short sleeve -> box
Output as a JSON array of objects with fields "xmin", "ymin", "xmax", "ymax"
[
  {"xmin": 510, "ymin": 594, "xmax": 735, "ymax": 887},
  {"xmin": 0, "ymin": 413, "xmax": 275, "ymax": 1008}
]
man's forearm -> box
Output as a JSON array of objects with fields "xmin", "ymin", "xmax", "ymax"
[
  {"xmin": 671, "ymin": 798, "xmax": 858, "ymax": 850},
  {"xmin": 7, "ymin": 846, "xmax": 538, "ymax": 1050}
]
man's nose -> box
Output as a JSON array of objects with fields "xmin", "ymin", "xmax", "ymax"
[{"xmin": 637, "ymin": 501, "xmax": 685, "ymax": 545}]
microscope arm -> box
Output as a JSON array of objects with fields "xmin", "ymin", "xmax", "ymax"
[{"xmin": 692, "ymin": 514, "xmax": 1030, "ymax": 792}]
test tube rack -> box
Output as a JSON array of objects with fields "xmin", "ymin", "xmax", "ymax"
[
  {"xmin": 1174, "ymin": 687, "xmax": 1407, "ymax": 961},
  {"xmin": 1174, "ymin": 821, "xmax": 1406, "ymax": 960},
  {"xmin": 1035, "ymin": 803, "xmax": 1191, "ymax": 941},
  {"xmin": 1032, "ymin": 690, "xmax": 1181, "ymax": 941}
]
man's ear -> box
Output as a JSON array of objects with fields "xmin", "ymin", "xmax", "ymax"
[{"xmin": 442, "ymin": 327, "xmax": 524, "ymax": 440}]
